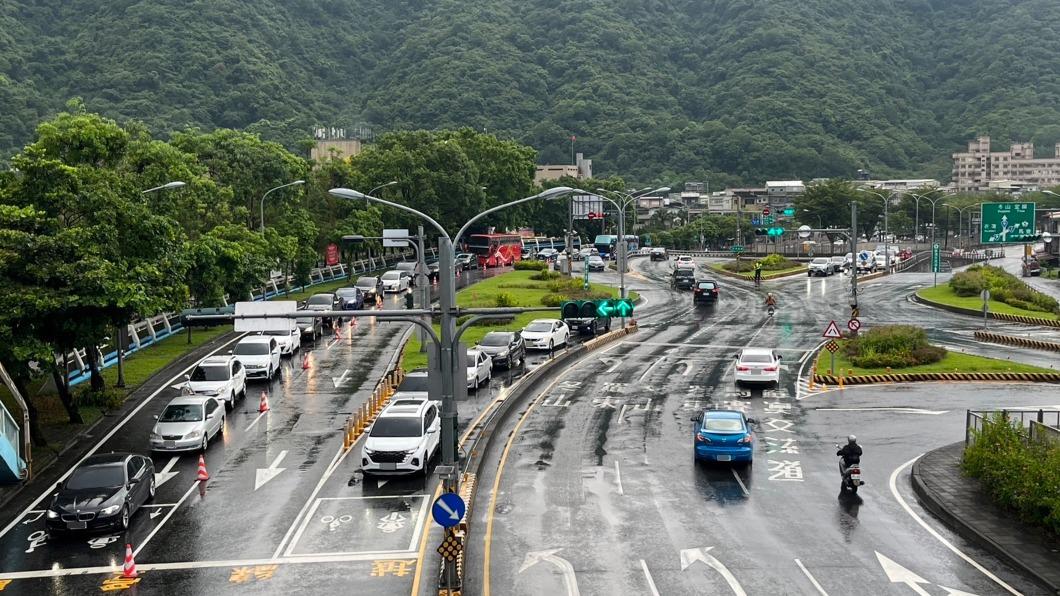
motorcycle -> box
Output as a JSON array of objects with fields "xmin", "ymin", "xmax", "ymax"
[
  {"xmin": 835, "ymin": 444, "xmax": 863, "ymax": 493},
  {"xmin": 766, "ymin": 305, "xmax": 775, "ymax": 317}
]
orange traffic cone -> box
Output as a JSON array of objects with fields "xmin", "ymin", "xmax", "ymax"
[
  {"xmin": 196, "ymin": 455, "xmax": 209, "ymax": 481},
  {"xmin": 258, "ymin": 391, "xmax": 270, "ymax": 413},
  {"xmin": 122, "ymin": 543, "xmax": 137, "ymax": 578},
  {"xmin": 301, "ymin": 353, "xmax": 310, "ymax": 370},
  {"xmin": 333, "ymin": 324, "xmax": 341, "ymax": 338}
]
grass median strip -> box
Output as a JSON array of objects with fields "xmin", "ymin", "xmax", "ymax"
[
  {"xmin": 816, "ymin": 341, "xmax": 1057, "ymax": 376},
  {"xmin": 916, "ymin": 284, "xmax": 1059, "ymax": 321}
]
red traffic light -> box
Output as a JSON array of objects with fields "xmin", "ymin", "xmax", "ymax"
[
  {"xmin": 587, "ymin": 212, "xmax": 602, "ymax": 220},
  {"xmin": 762, "ymin": 207, "xmax": 771, "ymax": 216}
]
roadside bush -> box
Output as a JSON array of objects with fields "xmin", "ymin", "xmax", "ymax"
[
  {"xmin": 841, "ymin": 324, "xmax": 946, "ymax": 368},
  {"xmin": 540, "ymin": 290, "xmax": 610, "ymax": 307},
  {"xmin": 456, "ymin": 314, "xmax": 514, "ymax": 327},
  {"xmin": 530, "ymin": 270, "xmax": 561, "ymax": 281},
  {"xmin": 547, "ymin": 278, "xmax": 583, "ymax": 294},
  {"xmin": 514, "ymin": 260, "xmax": 546, "ymax": 271},
  {"xmin": 76, "ymin": 387, "xmax": 125, "ymax": 411},
  {"xmin": 494, "ymin": 292, "xmax": 517, "ymax": 308},
  {"xmin": 963, "ymin": 413, "xmax": 1060, "ymax": 536},
  {"xmin": 949, "ymin": 265, "xmax": 1059, "ymax": 315},
  {"xmin": 721, "ymin": 254, "xmax": 799, "ymax": 273}
]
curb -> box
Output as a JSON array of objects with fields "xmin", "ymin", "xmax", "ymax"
[
  {"xmin": 913, "ymin": 291, "xmax": 1060, "ymax": 328},
  {"xmin": 813, "ymin": 370, "xmax": 1060, "ymax": 385},
  {"xmin": 911, "ymin": 444, "xmax": 1060, "ymax": 595},
  {"xmin": 974, "ymin": 330, "xmax": 1060, "ymax": 353}
]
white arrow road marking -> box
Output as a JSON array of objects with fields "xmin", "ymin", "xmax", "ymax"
[
  {"xmin": 814, "ymin": 402, "xmax": 949, "ymax": 413},
  {"xmin": 21, "ymin": 511, "xmax": 45, "ymax": 524},
  {"xmin": 254, "ymin": 450, "xmax": 288, "ymax": 491},
  {"xmin": 599, "ymin": 358, "xmax": 621, "ymax": 373},
  {"xmin": 519, "ymin": 548, "xmax": 580, "ymax": 596},
  {"xmin": 153, "ymin": 457, "xmax": 180, "ymax": 489},
  {"xmin": 150, "ymin": 510, "xmax": 163, "ymax": 520},
  {"xmin": 331, "ymin": 369, "xmax": 351, "ymax": 388},
  {"xmin": 939, "ymin": 586, "xmax": 980, "ymax": 596},
  {"xmin": 680, "ymin": 547, "xmax": 746, "ymax": 596},
  {"xmin": 435, "ymin": 498, "xmax": 461, "ymax": 521},
  {"xmin": 679, "ymin": 361, "xmax": 694, "ymax": 376},
  {"xmin": 875, "ymin": 551, "xmax": 932, "ymax": 596}
]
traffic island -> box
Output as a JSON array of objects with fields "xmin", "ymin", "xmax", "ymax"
[
  {"xmin": 914, "ymin": 266, "xmax": 1060, "ymax": 328},
  {"xmin": 912, "ymin": 442, "xmax": 1060, "ymax": 594}
]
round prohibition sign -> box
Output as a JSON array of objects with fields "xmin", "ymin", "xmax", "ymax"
[{"xmin": 847, "ymin": 318, "xmax": 861, "ymax": 331}]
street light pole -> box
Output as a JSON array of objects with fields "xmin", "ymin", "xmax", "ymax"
[
  {"xmin": 858, "ymin": 188, "xmax": 892, "ymax": 269},
  {"xmin": 259, "ymin": 180, "xmax": 306, "ymax": 233},
  {"xmin": 597, "ymin": 187, "xmax": 670, "ymax": 300}
]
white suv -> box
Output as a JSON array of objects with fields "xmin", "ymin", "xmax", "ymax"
[
  {"xmin": 185, "ymin": 356, "xmax": 246, "ymax": 411},
  {"xmin": 361, "ymin": 401, "xmax": 440, "ymax": 476},
  {"xmin": 231, "ymin": 336, "xmax": 281, "ymax": 381}
]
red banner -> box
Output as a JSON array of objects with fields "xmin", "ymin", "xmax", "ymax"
[{"xmin": 325, "ymin": 243, "xmax": 340, "ymax": 266}]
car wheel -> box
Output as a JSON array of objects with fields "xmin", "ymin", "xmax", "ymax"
[
  {"xmin": 486, "ymin": 370, "xmax": 492, "ymax": 384},
  {"xmin": 548, "ymin": 340, "xmax": 554, "ymax": 351},
  {"xmin": 119, "ymin": 505, "xmax": 130, "ymax": 531},
  {"xmin": 506, "ymin": 355, "xmax": 513, "ymax": 369},
  {"xmin": 218, "ymin": 415, "xmax": 226, "ymax": 436},
  {"xmin": 147, "ymin": 475, "xmax": 156, "ymax": 501},
  {"xmin": 200, "ymin": 435, "xmax": 209, "ymax": 452}
]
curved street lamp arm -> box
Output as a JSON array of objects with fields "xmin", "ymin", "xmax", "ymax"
[
  {"xmin": 330, "ymin": 188, "xmax": 450, "ymax": 242},
  {"xmin": 452, "ymin": 187, "xmax": 575, "ymax": 250}
]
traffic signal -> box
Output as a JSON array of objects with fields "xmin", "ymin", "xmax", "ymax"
[
  {"xmin": 579, "ymin": 301, "xmax": 597, "ymax": 318},
  {"xmin": 560, "ymin": 301, "xmax": 581, "ymax": 320},
  {"xmin": 754, "ymin": 228, "xmax": 768, "ymax": 236},
  {"xmin": 767, "ymin": 227, "xmax": 785, "ymax": 237},
  {"xmin": 560, "ymin": 299, "xmax": 635, "ymax": 319},
  {"xmin": 613, "ymin": 298, "xmax": 634, "ymax": 317}
]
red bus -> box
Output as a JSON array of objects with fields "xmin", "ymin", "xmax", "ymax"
[{"xmin": 468, "ymin": 233, "xmax": 522, "ymax": 268}]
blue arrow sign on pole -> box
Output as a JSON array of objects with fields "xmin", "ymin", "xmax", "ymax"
[
  {"xmin": 751, "ymin": 216, "xmax": 760, "ymax": 226},
  {"xmin": 432, "ymin": 493, "xmax": 466, "ymax": 528}
]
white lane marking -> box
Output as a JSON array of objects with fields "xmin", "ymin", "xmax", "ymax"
[
  {"xmin": 796, "ymin": 340, "xmax": 827, "ymax": 401},
  {"xmin": 616, "ymin": 404, "xmax": 628, "ymax": 425},
  {"xmin": 599, "ymin": 357, "xmax": 622, "ymax": 373},
  {"xmin": 244, "ymin": 410, "xmax": 268, "ymax": 432},
  {"xmin": 254, "ymin": 450, "xmax": 289, "ymax": 491},
  {"xmin": 332, "ymin": 369, "xmax": 351, "ymax": 388},
  {"xmin": 519, "ymin": 549, "xmax": 580, "ymax": 596},
  {"xmin": 730, "ymin": 469, "xmax": 749, "ymax": 497},
  {"xmin": 889, "ymin": 456, "xmax": 1022, "ymax": 595},
  {"xmin": 614, "ymin": 461, "xmax": 624, "ymax": 496},
  {"xmin": 794, "ymin": 559, "xmax": 829, "ymax": 596},
  {"xmin": 640, "ymin": 559, "xmax": 661, "ymax": 596},
  {"xmin": 876, "ymin": 551, "xmax": 933, "ymax": 596},
  {"xmin": 815, "ymin": 407, "xmax": 948, "ymax": 415},
  {"xmin": 0, "ymin": 333, "xmax": 247, "ymax": 541},
  {"xmin": 679, "ymin": 547, "xmax": 746, "ymax": 595},
  {"xmin": 627, "ymin": 341, "xmax": 807, "ymax": 353},
  {"xmin": 133, "ymin": 480, "xmax": 200, "ymax": 558},
  {"xmin": 153, "ymin": 457, "xmax": 180, "ymax": 489},
  {"xmin": 638, "ymin": 356, "xmax": 666, "ymax": 381},
  {"xmin": 272, "ymin": 445, "xmax": 346, "ymax": 559},
  {"xmin": 0, "ymin": 550, "xmax": 419, "ymax": 580}
]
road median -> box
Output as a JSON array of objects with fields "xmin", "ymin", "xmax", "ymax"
[{"xmin": 973, "ymin": 330, "xmax": 1060, "ymax": 353}]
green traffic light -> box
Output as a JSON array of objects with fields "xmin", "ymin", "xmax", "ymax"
[
  {"xmin": 595, "ymin": 299, "xmax": 615, "ymax": 317},
  {"xmin": 614, "ymin": 298, "xmax": 634, "ymax": 317}
]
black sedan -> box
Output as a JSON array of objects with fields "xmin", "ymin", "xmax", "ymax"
[
  {"xmin": 46, "ymin": 453, "xmax": 155, "ymax": 535},
  {"xmin": 354, "ymin": 276, "xmax": 383, "ymax": 303},
  {"xmin": 475, "ymin": 331, "xmax": 526, "ymax": 368},
  {"xmin": 335, "ymin": 287, "xmax": 365, "ymax": 311}
]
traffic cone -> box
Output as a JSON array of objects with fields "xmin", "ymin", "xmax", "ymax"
[
  {"xmin": 258, "ymin": 391, "xmax": 270, "ymax": 413},
  {"xmin": 196, "ymin": 455, "xmax": 209, "ymax": 481},
  {"xmin": 122, "ymin": 543, "xmax": 137, "ymax": 578},
  {"xmin": 301, "ymin": 353, "xmax": 310, "ymax": 370},
  {"xmin": 334, "ymin": 324, "xmax": 341, "ymax": 338}
]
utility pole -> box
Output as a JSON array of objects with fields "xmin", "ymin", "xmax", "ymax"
[
  {"xmin": 851, "ymin": 202, "xmax": 858, "ymax": 314},
  {"xmin": 417, "ymin": 225, "xmax": 429, "ymax": 352}
]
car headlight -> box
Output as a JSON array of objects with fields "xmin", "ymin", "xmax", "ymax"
[
  {"xmin": 100, "ymin": 504, "xmax": 121, "ymax": 516},
  {"xmin": 497, "ymin": 349, "xmax": 509, "ymax": 357},
  {"xmin": 47, "ymin": 509, "xmax": 59, "ymax": 519},
  {"xmin": 185, "ymin": 429, "xmax": 202, "ymax": 439},
  {"xmin": 150, "ymin": 432, "xmax": 161, "ymax": 441}
]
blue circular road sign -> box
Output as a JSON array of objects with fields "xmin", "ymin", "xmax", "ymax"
[{"xmin": 432, "ymin": 493, "xmax": 466, "ymax": 528}]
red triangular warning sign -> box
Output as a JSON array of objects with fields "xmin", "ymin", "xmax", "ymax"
[{"xmin": 822, "ymin": 320, "xmax": 842, "ymax": 338}]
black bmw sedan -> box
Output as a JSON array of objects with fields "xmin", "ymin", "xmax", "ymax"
[{"xmin": 45, "ymin": 452, "xmax": 155, "ymax": 535}]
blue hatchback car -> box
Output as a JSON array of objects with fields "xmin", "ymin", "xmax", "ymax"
[{"xmin": 692, "ymin": 409, "xmax": 756, "ymax": 464}]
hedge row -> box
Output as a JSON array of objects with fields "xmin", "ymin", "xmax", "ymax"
[
  {"xmin": 841, "ymin": 324, "xmax": 946, "ymax": 369},
  {"xmin": 950, "ymin": 264, "xmax": 1059, "ymax": 315},
  {"xmin": 963, "ymin": 413, "xmax": 1060, "ymax": 536}
]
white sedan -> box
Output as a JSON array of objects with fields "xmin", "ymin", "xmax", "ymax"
[
  {"xmin": 466, "ymin": 349, "xmax": 492, "ymax": 390},
  {"xmin": 734, "ymin": 348, "xmax": 782, "ymax": 386},
  {"xmin": 185, "ymin": 356, "xmax": 246, "ymax": 411},
  {"xmin": 521, "ymin": 319, "xmax": 570, "ymax": 351},
  {"xmin": 381, "ymin": 270, "xmax": 412, "ymax": 293},
  {"xmin": 259, "ymin": 328, "xmax": 300, "ymax": 355}
]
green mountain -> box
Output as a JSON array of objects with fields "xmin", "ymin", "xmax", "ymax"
[{"xmin": 4, "ymin": 0, "xmax": 1060, "ymax": 184}]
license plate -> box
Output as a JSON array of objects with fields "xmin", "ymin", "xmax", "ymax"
[
  {"xmin": 66, "ymin": 521, "xmax": 87, "ymax": 530},
  {"xmin": 716, "ymin": 455, "xmax": 732, "ymax": 462},
  {"xmin": 851, "ymin": 473, "xmax": 861, "ymax": 481},
  {"xmin": 164, "ymin": 440, "xmax": 175, "ymax": 449},
  {"xmin": 380, "ymin": 463, "xmax": 397, "ymax": 471}
]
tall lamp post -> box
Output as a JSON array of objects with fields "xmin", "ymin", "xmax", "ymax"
[
  {"xmin": 943, "ymin": 203, "xmax": 979, "ymax": 249},
  {"xmin": 857, "ymin": 188, "xmax": 893, "ymax": 269},
  {"xmin": 596, "ymin": 187, "xmax": 670, "ymax": 300},
  {"xmin": 910, "ymin": 192, "xmax": 945, "ymax": 251},
  {"xmin": 259, "ymin": 180, "xmax": 306, "ymax": 232}
]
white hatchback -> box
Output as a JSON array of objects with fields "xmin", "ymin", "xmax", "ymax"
[
  {"xmin": 361, "ymin": 401, "xmax": 440, "ymax": 476},
  {"xmin": 466, "ymin": 349, "xmax": 492, "ymax": 389},
  {"xmin": 185, "ymin": 356, "xmax": 246, "ymax": 411},
  {"xmin": 521, "ymin": 319, "xmax": 570, "ymax": 351},
  {"xmin": 734, "ymin": 348, "xmax": 782, "ymax": 386}
]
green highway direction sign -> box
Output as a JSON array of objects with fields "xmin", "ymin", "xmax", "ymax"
[
  {"xmin": 931, "ymin": 242, "xmax": 941, "ymax": 273},
  {"xmin": 730, "ymin": 245, "xmax": 745, "ymax": 254},
  {"xmin": 980, "ymin": 202, "xmax": 1036, "ymax": 243}
]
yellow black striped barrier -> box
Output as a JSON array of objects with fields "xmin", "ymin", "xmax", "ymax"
[
  {"xmin": 974, "ymin": 330, "xmax": 1060, "ymax": 353},
  {"xmin": 813, "ymin": 371, "xmax": 1060, "ymax": 386}
]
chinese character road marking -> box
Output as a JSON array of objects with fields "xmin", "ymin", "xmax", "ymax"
[
  {"xmin": 88, "ymin": 535, "xmax": 120, "ymax": 549},
  {"xmin": 763, "ymin": 401, "xmax": 792, "ymax": 414},
  {"xmin": 230, "ymin": 564, "xmax": 279, "ymax": 584},
  {"xmin": 763, "ymin": 418, "xmax": 795, "ymax": 433},
  {"xmin": 592, "ymin": 396, "xmax": 621, "ymax": 409},
  {"xmin": 370, "ymin": 559, "xmax": 416, "ymax": 577},
  {"xmin": 764, "ymin": 437, "xmax": 800, "ymax": 454},
  {"xmin": 101, "ymin": 576, "xmax": 141, "ymax": 591},
  {"xmin": 377, "ymin": 512, "xmax": 407, "ymax": 534},
  {"xmin": 321, "ymin": 514, "xmax": 352, "ymax": 531},
  {"xmin": 602, "ymin": 382, "xmax": 628, "ymax": 394},
  {"xmin": 541, "ymin": 394, "xmax": 572, "ymax": 407},
  {"xmin": 768, "ymin": 460, "xmax": 804, "ymax": 481}
]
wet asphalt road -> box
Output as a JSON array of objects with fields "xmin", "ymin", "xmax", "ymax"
[
  {"xmin": 467, "ymin": 257, "xmax": 1060, "ymax": 596},
  {"xmin": 0, "ymin": 265, "xmax": 580, "ymax": 596}
]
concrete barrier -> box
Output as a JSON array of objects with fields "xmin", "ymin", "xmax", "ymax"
[
  {"xmin": 814, "ymin": 370, "xmax": 1060, "ymax": 385},
  {"xmin": 973, "ymin": 330, "xmax": 1060, "ymax": 353}
]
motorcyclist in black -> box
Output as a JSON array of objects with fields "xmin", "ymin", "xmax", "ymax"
[{"xmin": 837, "ymin": 435, "xmax": 862, "ymax": 475}]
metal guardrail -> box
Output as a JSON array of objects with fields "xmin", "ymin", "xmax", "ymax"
[{"xmin": 966, "ymin": 409, "xmax": 1060, "ymax": 447}]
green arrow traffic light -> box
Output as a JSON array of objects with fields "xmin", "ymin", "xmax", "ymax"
[
  {"xmin": 613, "ymin": 298, "xmax": 634, "ymax": 317},
  {"xmin": 595, "ymin": 299, "xmax": 615, "ymax": 317}
]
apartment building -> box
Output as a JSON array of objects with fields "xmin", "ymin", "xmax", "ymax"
[
  {"xmin": 952, "ymin": 136, "xmax": 1060, "ymax": 192},
  {"xmin": 534, "ymin": 153, "xmax": 593, "ymax": 184}
]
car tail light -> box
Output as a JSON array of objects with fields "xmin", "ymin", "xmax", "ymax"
[
  {"xmin": 850, "ymin": 467, "xmax": 860, "ymax": 474},
  {"xmin": 712, "ymin": 289, "xmax": 718, "ymax": 295},
  {"xmin": 763, "ymin": 366, "xmax": 778, "ymax": 372},
  {"xmin": 696, "ymin": 433, "xmax": 711, "ymax": 443},
  {"xmin": 737, "ymin": 434, "xmax": 753, "ymax": 444},
  {"xmin": 694, "ymin": 289, "xmax": 702, "ymax": 293},
  {"xmin": 736, "ymin": 366, "xmax": 750, "ymax": 372}
]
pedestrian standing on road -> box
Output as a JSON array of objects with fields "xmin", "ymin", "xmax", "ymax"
[
  {"xmin": 753, "ymin": 261, "xmax": 763, "ymax": 286},
  {"xmin": 404, "ymin": 287, "xmax": 415, "ymax": 310}
]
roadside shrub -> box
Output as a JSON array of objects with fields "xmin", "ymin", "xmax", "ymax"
[
  {"xmin": 494, "ymin": 292, "xmax": 517, "ymax": 308},
  {"xmin": 722, "ymin": 254, "xmax": 799, "ymax": 273},
  {"xmin": 841, "ymin": 324, "xmax": 946, "ymax": 368},
  {"xmin": 456, "ymin": 314, "xmax": 514, "ymax": 327},
  {"xmin": 514, "ymin": 260, "xmax": 546, "ymax": 271},
  {"xmin": 963, "ymin": 413, "xmax": 1060, "ymax": 536},
  {"xmin": 540, "ymin": 289, "xmax": 610, "ymax": 307},
  {"xmin": 949, "ymin": 264, "xmax": 1059, "ymax": 315},
  {"xmin": 76, "ymin": 387, "xmax": 125, "ymax": 411},
  {"xmin": 530, "ymin": 270, "xmax": 561, "ymax": 281},
  {"xmin": 547, "ymin": 278, "xmax": 583, "ymax": 294},
  {"xmin": 759, "ymin": 254, "xmax": 788, "ymax": 268}
]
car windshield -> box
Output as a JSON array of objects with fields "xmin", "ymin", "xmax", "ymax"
[
  {"xmin": 263, "ymin": 329, "xmax": 290, "ymax": 336},
  {"xmin": 307, "ymin": 295, "xmax": 332, "ymax": 305},
  {"xmin": 741, "ymin": 354, "xmax": 773, "ymax": 363},
  {"xmin": 370, "ymin": 417, "xmax": 422, "ymax": 438},
  {"xmin": 526, "ymin": 322, "xmax": 553, "ymax": 332},
  {"xmin": 66, "ymin": 464, "xmax": 125, "ymax": 490},
  {"xmin": 697, "ymin": 282, "xmax": 716, "ymax": 289},
  {"xmin": 234, "ymin": 342, "xmax": 270, "ymax": 355},
  {"xmin": 397, "ymin": 375, "xmax": 428, "ymax": 392},
  {"xmin": 467, "ymin": 353, "xmax": 481, "ymax": 367},
  {"xmin": 702, "ymin": 418, "xmax": 745, "ymax": 432},
  {"xmin": 480, "ymin": 333, "xmax": 510, "ymax": 347},
  {"xmin": 191, "ymin": 365, "xmax": 229, "ymax": 382},
  {"xmin": 382, "ymin": 272, "xmax": 400, "ymax": 280},
  {"xmin": 335, "ymin": 288, "xmax": 358, "ymax": 298},
  {"xmin": 357, "ymin": 277, "xmax": 377, "ymax": 287},
  {"xmin": 813, "ymin": 258, "xmax": 829, "ymax": 264},
  {"xmin": 296, "ymin": 317, "xmax": 315, "ymax": 326},
  {"xmin": 160, "ymin": 403, "xmax": 203, "ymax": 422}
]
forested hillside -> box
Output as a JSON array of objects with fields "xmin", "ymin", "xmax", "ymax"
[{"xmin": 3, "ymin": 0, "xmax": 1060, "ymax": 183}]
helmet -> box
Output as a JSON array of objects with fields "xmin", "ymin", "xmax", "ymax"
[{"xmin": 847, "ymin": 435, "xmax": 857, "ymax": 445}]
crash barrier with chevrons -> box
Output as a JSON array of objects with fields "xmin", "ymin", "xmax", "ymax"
[
  {"xmin": 342, "ymin": 367, "xmax": 406, "ymax": 451},
  {"xmin": 913, "ymin": 292, "xmax": 1060, "ymax": 328},
  {"xmin": 437, "ymin": 323, "xmax": 639, "ymax": 594},
  {"xmin": 814, "ymin": 370, "xmax": 1060, "ymax": 386},
  {"xmin": 973, "ymin": 330, "xmax": 1060, "ymax": 353}
]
